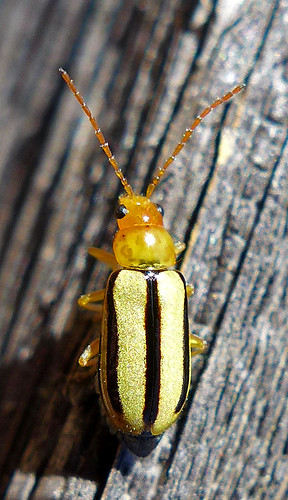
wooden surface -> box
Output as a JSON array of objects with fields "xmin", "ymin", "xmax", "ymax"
[{"xmin": 0, "ymin": 0, "xmax": 287, "ymax": 498}]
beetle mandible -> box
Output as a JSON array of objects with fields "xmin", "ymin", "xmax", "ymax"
[{"xmin": 60, "ymin": 68, "xmax": 244, "ymax": 456}]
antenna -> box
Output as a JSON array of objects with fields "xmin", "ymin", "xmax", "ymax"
[
  {"xmin": 146, "ymin": 84, "xmax": 245, "ymax": 198},
  {"xmin": 59, "ymin": 68, "xmax": 133, "ymax": 196}
]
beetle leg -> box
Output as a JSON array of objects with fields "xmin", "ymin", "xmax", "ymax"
[
  {"xmin": 174, "ymin": 241, "xmax": 186, "ymax": 257},
  {"xmin": 78, "ymin": 338, "xmax": 100, "ymax": 367},
  {"xmin": 78, "ymin": 289, "xmax": 105, "ymax": 313},
  {"xmin": 88, "ymin": 247, "xmax": 119, "ymax": 269},
  {"xmin": 186, "ymin": 284, "xmax": 194, "ymax": 297},
  {"xmin": 190, "ymin": 333, "xmax": 208, "ymax": 357}
]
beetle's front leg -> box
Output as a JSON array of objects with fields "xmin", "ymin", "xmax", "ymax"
[
  {"xmin": 174, "ymin": 240, "xmax": 186, "ymax": 258},
  {"xmin": 190, "ymin": 333, "xmax": 208, "ymax": 357},
  {"xmin": 88, "ymin": 247, "xmax": 119, "ymax": 270}
]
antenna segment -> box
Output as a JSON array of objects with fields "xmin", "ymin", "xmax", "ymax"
[
  {"xmin": 146, "ymin": 84, "xmax": 245, "ymax": 198},
  {"xmin": 60, "ymin": 68, "xmax": 244, "ymax": 199},
  {"xmin": 59, "ymin": 68, "xmax": 133, "ymax": 196}
]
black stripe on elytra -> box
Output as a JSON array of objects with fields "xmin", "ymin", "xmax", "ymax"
[
  {"xmin": 175, "ymin": 271, "xmax": 190, "ymax": 413},
  {"xmin": 143, "ymin": 271, "xmax": 161, "ymax": 426},
  {"xmin": 106, "ymin": 270, "xmax": 122, "ymax": 414}
]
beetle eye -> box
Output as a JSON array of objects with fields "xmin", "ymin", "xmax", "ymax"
[
  {"xmin": 115, "ymin": 204, "xmax": 129, "ymax": 219},
  {"xmin": 156, "ymin": 203, "xmax": 164, "ymax": 216}
]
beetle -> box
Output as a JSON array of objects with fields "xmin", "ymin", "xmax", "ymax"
[{"xmin": 60, "ymin": 68, "xmax": 244, "ymax": 456}]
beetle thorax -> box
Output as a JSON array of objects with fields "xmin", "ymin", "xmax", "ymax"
[{"xmin": 113, "ymin": 195, "xmax": 176, "ymax": 269}]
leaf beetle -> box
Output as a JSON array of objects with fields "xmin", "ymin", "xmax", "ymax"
[{"xmin": 60, "ymin": 68, "xmax": 244, "ymax": 456}]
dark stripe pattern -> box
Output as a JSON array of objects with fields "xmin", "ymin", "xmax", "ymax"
[
  {"xmin": 175, "ymin": 271, "xmax": 190, "ymax": 413},
  {"xmin": 106, "ymin": 270, "xmax": 122, "ymax": 413},
  {"xmin": 104, "ymin": 269, "xmax": 189, "ymax": 425},
  {"xmin": 143, "ymin": 272, "xmax": 161, "ymax": 426}
]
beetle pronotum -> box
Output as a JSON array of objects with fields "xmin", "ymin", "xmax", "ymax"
[{"xmin": 60, "ymin": 68, "xmax": 244, "ymax": 456}]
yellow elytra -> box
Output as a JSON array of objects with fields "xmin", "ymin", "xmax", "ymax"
[{"xmin": 60, "ymin": 68, "xmax": 244, "ymax": 456}]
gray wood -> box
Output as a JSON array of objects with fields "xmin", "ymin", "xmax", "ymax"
[{"xmin": 0, "ymin": 0, "xmax": 287, "ymax": 499}]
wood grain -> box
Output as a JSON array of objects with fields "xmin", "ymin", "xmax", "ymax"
[{"xmin": 0, "ymin": 0, "xmax": 287, "ymax": 498}]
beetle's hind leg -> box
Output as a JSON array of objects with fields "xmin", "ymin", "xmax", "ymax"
[
  {"xmin": 78, "ymin": 338, "xmax": 100, "ymax": 367},
  {"xmin": 186, "ymin": 284, "xmax": 194, "ymax": 297},
  {"xmin": 65, "ymin": 338, "xmax": 100, "ymax": 396},
  {"xmin": 190, "ymin": 333, "xmax": 208, "ymax": 357},
  {"xmin": 77, "ymin": 290, "xmax": 104, "ymax": 373},
  {"xmin": 186, "ymin": 284, "xmax": 205, "ymax": 356}
]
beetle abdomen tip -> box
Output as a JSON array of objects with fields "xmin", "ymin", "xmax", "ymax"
[{"xmin": 121, "ymin": 431, "xmax": 162, "ymax": 457}]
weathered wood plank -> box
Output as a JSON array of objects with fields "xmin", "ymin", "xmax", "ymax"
[{"xmin": 0, "ymin": 0, "xmax": 287, "ymax": 499}]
